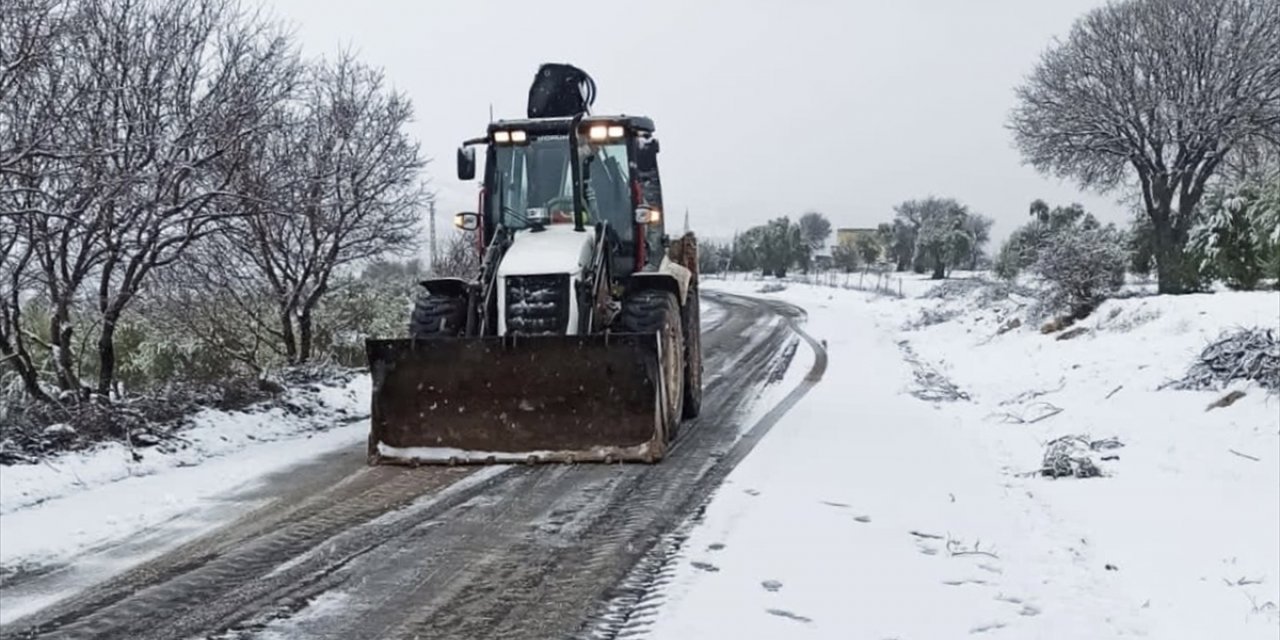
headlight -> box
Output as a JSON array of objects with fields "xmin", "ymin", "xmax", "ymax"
[
  {"xmin": 634, "ymin": 206, "xmax": 661, "ymax": 224},
  {"xmin": 493, "ymin": 130, "xmax": 511, "ymax": 143},
  {"xmin": 510, "ymin": 130, "xmax": 527, "ymax": 143}
]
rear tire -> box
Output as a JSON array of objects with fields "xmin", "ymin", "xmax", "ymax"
[
  {"xmin": 409, "ymin": 292, "xmax": 467, "ymax": 338},
  {"xmin": 620, "ymin": 289, "xmax": 684, "ymax": 441},
  {"xmin": 681, "ymin": 286, "xmax": 702, "ymax": 419}
]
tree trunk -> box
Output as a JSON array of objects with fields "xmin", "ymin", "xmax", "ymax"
[
  {"xmin": 279, "ymin": 307, "xmax": 298, "ymax": 363},
  {"xmin": 298, "ymin": 309, "xmax": 314, "ymax": 363},
  {"xmin": 1151, "ymin": 208, "xmax": 1191, "ymax": 294},
  {"xmin": 930, "ymin": 248, "xmax": 946, "ymax": 280},
  {"xmin": 1143, "ymin": 174, "xmax": 1200, "ymax": 295},
  {"xmin": 96, "ymin": 317, "xmax": 118, "ymax": 396},
  {"xmin": 49, "ymin": 305, "xmax": 80, "ymax": 393}
]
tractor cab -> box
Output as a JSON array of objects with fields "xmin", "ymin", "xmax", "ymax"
[{"xmin": 456, "ymin": 115, "xmax": 665, "ymax": 280}]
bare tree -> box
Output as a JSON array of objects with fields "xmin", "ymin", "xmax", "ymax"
[
  {"xmin": 225, "ymin": 52, "xmax": 425, "ymax": 363},
  {"xmin": 3, "ymin": 0, "xmax": 106, "ymax": 394},
  {"xmin": 0, "ymin": 0, "xmax": 71, "ymax": 401},
  {"xmin": 431, "ymin": 230, "xmax": 480, "ymax": 279},
  {"xmin": 3, "ymin": 0, "xmax": 298, "ymax": 396},
  {"xmin": 83, "ymin": 0, "xmax": 297, "ymax": 395},
  {"xmin": 1011, "ymin": 0, "xmax": 1280, "ymax": 293}
]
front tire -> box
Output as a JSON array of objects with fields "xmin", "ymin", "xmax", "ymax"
[
  {"xmin": 621, "ymin": 289, "xmax": 684, "ymax": 441},
  {"xmin": 409, "ymin": 292, "xmax": 467, "ymax": 338}
]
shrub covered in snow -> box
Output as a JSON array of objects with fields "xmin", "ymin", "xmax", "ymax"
[
  {"xmin": 1031, "ymin": 223, "xmax": 1127, "ymax": 319},
  {"xmin": 1189, "ymin": 175, "xmax": 1280, "ymax": 291},
  {"xmin": 994, "ymin": 201, "xmax": 1093, "ymax": 281},
  {"xmin": 923, "ymin": 279, "xmax": 986, "ymax": 300}
]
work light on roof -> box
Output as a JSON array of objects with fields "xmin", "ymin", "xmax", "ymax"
[
  {"xmin": 587, "ymin": 124, "xmax": 625, "ymax": 141},
  {"xmin": 492, "ymin": 129, "xmax": 527, "ymax": 144}
]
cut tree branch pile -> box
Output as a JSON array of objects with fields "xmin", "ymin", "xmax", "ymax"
[
  {"xmin": 1172, "ymin": 329, "xmax": 1279, "ymax": 392},
  {"xmin": 1041, "ymin": 435, "xmax": 1124, "ymax": 479},
  {"xmin": 897, "ymin": 341, "xmax": 970, "ymax": 402}
]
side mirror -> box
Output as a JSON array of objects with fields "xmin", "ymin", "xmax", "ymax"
[
  {"xmin": 453, "ymin": 212, "xmax": 480, "ymax": 231},
  {"xmin": 457, "ymin": 146, "xmax": 476, "ymax": 181},
  {"xmin": 636, "ymin": 137, "xmax": 659, "ymax": 171}
]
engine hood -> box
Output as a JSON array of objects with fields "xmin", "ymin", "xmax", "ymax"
[{"xmin": 498, "ymin": 225, "xmax": 595, "ymax": 278}]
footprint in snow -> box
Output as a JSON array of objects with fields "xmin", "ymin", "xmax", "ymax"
[
  {"xmin": 1019, "ymin": 604, "xmax": 1042, "ymax": 617},
  {"xmin": 820, "ymin": 500, "xmax": 850, "ymax": 508},
  {"xmin": 707, "ymin": 542, "xmax": 726, "ymax": 551},
  {"xmin": 744, "ymin": 489, "xmax": 760, "ymax": 496},
  {"xmin": 970, "ymin": 621, "xmax": 1008, "ymax": 634},
  {"xmin": 761, "ymin": 580, "xmax": 783, "ymax": 592},
  {"xmin": 691, "ymin": 561, "xmax": 719, "ymax": 572},
  {"xmin": 853, "ymin": 515, "xmax": 872, "ymax": 523},
  {"xmin": 766, "ymin": 608, "xmax": 812, "ymax": 623}
]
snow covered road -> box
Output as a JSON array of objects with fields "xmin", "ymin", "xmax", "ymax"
[{"xmin": 0, "ymin": 292, "xmax": 824, "ymax": 639}]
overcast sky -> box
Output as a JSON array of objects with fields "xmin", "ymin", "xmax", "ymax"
[{"xmin": 268, "ymin": 0, "xmax": 1126, "ymax": 243}]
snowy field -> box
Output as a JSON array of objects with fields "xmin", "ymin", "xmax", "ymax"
[{"xmin": 648, "ymin": 275, "xmax": 1279, "ymax": 639}]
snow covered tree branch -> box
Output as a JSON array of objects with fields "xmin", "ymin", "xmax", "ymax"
[{"xmin": 214, "ymin": 52, "xmax": 426, "ymax": 363}]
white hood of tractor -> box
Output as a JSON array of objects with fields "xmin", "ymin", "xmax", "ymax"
[{"xmin": 498, "ymin": 225, "xmax": 595, "ymax": 278}]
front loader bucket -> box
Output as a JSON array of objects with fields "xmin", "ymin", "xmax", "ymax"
[{"xmin": 365, "ymin": 334, "xmax": 668, "ymax": 465}]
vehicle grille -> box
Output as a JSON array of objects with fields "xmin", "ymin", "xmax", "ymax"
[{"xmin": 505, "ymin": 274, "xmax": 570, "ymax": 335}]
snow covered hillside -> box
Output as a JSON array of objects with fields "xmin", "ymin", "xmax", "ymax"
[{"xmin": 645, "ymin": 276, "xmax": 1279, "ymax": 639}]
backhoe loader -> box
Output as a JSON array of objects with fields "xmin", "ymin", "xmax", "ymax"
[{"xmin": 365, "ymin": 64, "xmax": 701, "ymax": 465}]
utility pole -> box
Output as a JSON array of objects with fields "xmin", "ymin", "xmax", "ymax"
[
  {"xmin": 682, "ymin": 208, "xmax": 690, "ymax": 235},
  {"xmin": 428, "ymin": 198, "xmax": 438, "ymax": 271}
]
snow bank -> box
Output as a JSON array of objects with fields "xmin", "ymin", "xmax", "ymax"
[
  {"xmin": 647, "ymin": 277, "xmax": 1279, "ymax": 639},
  {"xmin": 0, "ymin": 375, "xmax": 370, "ymax": 516}
]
